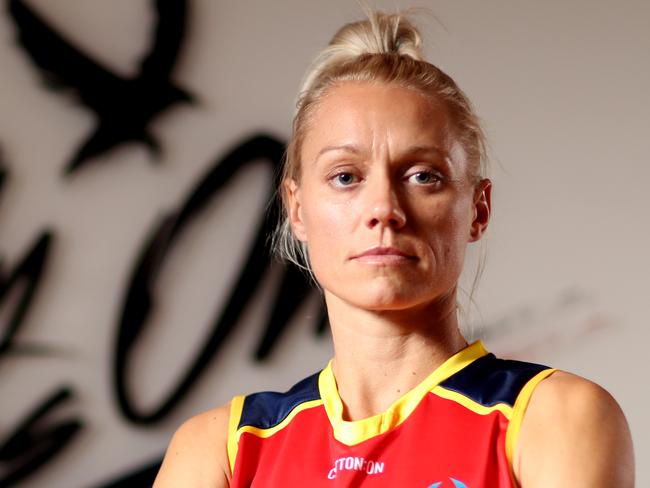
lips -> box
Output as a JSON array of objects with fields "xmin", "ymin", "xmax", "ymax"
[{"xmin": 351, "ymin": 246, "xmax": 417, "ymax": 262}]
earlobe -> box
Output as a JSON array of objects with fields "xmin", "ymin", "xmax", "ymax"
[
  {"xmin": 469, "ymin": 178, "xmax": 492, "ymax": 242},
  {"xmin": 284, "ymin": 178, "xmax": 307, "ymax": 242}
]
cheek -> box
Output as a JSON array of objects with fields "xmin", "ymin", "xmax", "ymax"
[
  {"xmin": 302, "ymin": 200, "xmax": 354, "ymax": 289},
  {"xmin": 302, "ymin": 197, "xmax": 351, "ymax": 256},
  {"xmin": 419, "ymin": 195, "xmax": 474, "ymax": 260}
]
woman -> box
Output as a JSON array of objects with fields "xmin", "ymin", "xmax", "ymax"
[{"xmin": 154, "ymin": 8, "xmax": 634, "ymax": 487}]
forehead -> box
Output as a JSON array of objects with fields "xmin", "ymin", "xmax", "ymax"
[{"xmin": 302, "ymin": 81, "xmax": 456, "ymax": 158}]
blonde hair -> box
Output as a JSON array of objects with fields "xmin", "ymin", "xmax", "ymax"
[{"xmin": 273, "ymin": 7, "xmax": 488, "ymax": 283}]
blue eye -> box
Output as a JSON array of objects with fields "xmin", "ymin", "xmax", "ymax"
[
  {"xmin": 333, "ymin": 172, "xmax": 357, "ymax": 187},
  {"xmin": 408, "ymin": 171, "xmax": 441, "ymax": 185}
]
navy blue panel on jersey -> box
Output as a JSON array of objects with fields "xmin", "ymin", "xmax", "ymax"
[
  {"xmin": 238, "ymin": 371, "xmax": 321, "ymax": 430},
  {"xmin": 439, "ymin": 353, "xmax": 550, "ymax": 408}
]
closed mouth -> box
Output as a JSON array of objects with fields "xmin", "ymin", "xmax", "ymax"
[{"xmin": 352, "ymin": 246, "xmax": 417, "ymax": 261}]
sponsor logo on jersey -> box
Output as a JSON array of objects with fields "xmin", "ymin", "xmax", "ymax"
[
  {"xmin": 327, "ymin": 456, "xmax": 385, "ymax": 479},
  {"xmin": 428, "ymin": 478, "xmax": 468, "ymax": 488}
]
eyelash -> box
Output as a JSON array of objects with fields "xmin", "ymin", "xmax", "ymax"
[
  {"xmin": 406, "ymin": 170, "xmax": 443, "ymax": 185},
  {"xmin": 331, "ymin": 172, "xmax": 359, "ymax": 187},
  {"xmin": 328, "ymin": 169, "xmax": 443, "ymax": 188}
]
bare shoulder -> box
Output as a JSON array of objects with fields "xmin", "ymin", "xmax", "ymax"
[
  {"xmin": 153, "ymin": 403, "xmax": 231, "ymax": 488},
  {"xmin": 515, "ymin": 370, "xmax": 635, "ymax": 487}
]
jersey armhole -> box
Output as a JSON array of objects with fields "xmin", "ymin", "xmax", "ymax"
[
  {"xmin": 227, "ymin": 395, "xmax": 245, "ymax": 476},
  {"xmin": 505, "ymin": 368, "xmax": 557, "ymax": 487}
]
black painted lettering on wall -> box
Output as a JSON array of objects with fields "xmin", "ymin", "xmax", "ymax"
[
  {"xmin": 9, "ymin": 0, "xmax": 193, "ymax": 176},
  {"xmin": 0, "ymin": 165, "xmax": 6, "ymax": 199},
  {"xmin": 93, "ymin": 457, "xmax": 162, "ymax": 488},
  {"xmin": 253, "ymin": 265, "xmax": 328, "ymax": 360},
  {"xmin": 0, "ymin": 387, "xmax": 82, "ymax": 487},
  {"xmin": 0, "ymin": 232, "xmax": 56, "ymax": 359},
  {"xmin": 4, "ymin": 1, "xmax": 329, "ymax": 483},
  {"xmin": 0, "ymin": 171, "xmax": 84, "ymax": 486},
  {"xmin": 114, "ymin": 134, "xmax": 321, "ymax": 424}
]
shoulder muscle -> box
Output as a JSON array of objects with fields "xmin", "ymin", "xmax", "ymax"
[
  {"xmin": 516, "ymin": 371, "xmax": 634, "ymax": 487},
  {"xmin": 153, "ymin": 403, "xmax": 231, "ymax": 488}
]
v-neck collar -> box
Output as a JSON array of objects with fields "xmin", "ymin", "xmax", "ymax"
[{"xmin": 318, "ymin": 340, "xmax": 489, "ymax": 446}]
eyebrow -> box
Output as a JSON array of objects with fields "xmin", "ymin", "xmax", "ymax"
[
  {"xmin": 403, "ymin": 145, "xmax": 450, "ymax": 160},
  {"xmin": 405, "ymin": 146, "xmax": 455, "ymax": 175},
  {"xmin": 314, "ymin": 144, "xmax": 361, "ymax": 164},
  {"xmin": 314, "ymin": 144, "xmax": 451, "ymax": 166}
]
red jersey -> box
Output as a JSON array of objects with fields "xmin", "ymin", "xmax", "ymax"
[{"xmin": 227, "ymin": 340, "xmax": 556, "ymax": 487}]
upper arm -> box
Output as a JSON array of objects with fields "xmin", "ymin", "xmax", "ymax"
[
  {"xmin": 515, "ymin": 371, "xmax": 634, "ymax": 488},
  {"xmin": 153, "ymin": 403, "xmax": 232, "ymax": 488}
]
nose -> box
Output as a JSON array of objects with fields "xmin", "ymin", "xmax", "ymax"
[{"xmin": 364, "ymin": 175, "xmax": 406, "ymax": 230}]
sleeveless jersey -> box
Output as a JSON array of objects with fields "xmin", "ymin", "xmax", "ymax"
[{"xmin": 227, "ymin": 340, "xmax": 556, "ymax": 487}]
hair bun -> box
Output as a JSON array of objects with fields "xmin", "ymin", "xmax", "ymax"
[
  {"xmin": 299, "ymin": 9, "xmax": 425, "ymax": 99},
  {"xmin": 330, "ymin": 10, "xmax": 424, "ymax": 61}
]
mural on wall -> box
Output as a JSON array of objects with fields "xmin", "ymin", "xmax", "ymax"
[
  {"xmin": 480, "ymin": 288, "xmax": 613, "ymax": 361},
  {"xmin": 1, "ymin": 1, "xmax": 326, "ymax": 485},
  {"xmin": 0, "ymin": 387, "xmax": 82, "ymax": 488},
  {"xmin": 0, "ymin": 153, "xmax": 84, "ymax": 485},
  {"xmin": 0, "ymin": 1, "xmax": 619, "ymax": 487},
  {"xmin": 8, "ymin": 0, "xmax": 194, "ymax": 176},
  {"xmin": 114, "ymin": 134, "xmax": 324, "ymax": 426},
  {"xmin": 0, "ymin": 229, "xmax": 54, "ymax": 362},
  {"xmin": 0, "ymin": 161, "xmax": 6, "ymax": 196}
]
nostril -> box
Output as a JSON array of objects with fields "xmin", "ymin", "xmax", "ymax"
[
  {"xmin": 367, "ymin": 198, "xmax": 406, "ymax": 228},
  {"xmin": 390, "ymin": 209, "xmax": 407, "ymax": 228},
  {"xmin": 367, "ymin": 214, "xmax": 405, "ymax": 229}
]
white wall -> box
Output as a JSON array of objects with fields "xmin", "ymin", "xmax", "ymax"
[{"xmin": 0, "ymin": 0, "xmax": 647, "ymax": 486}]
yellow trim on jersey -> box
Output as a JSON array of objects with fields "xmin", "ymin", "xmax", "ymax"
[
  {"xmin": 228, "ymin": 397, "xmax": 324, "ymax": 473},
  {"xmin": 227, "ymin": 395, "xmax": 245, "ymax": 475},
  {"xmin": 235, "ymin": 399, "xmax": 324, "ymax": 439},
  {"xmin": 432, "ymin": 385, "xmax": 514, "ymax": 419},
  {"xmin": 505, "ymin": 367, "xmax": 557, "ymax": 486},
  {"xmin": 319, "ymin": 339, "xmax": 490, "ymax": 446}
]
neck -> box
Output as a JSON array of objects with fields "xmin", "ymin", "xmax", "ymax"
[{"xmin": 325, "ymin": 290, "xmax": 469, "ymax": 421}]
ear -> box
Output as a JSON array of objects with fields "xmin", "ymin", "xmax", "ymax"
[
  {"xmin": 469, "ymin": 178, "xmax": 492, "ymax": 242},
  {"xmin": 284, "ymin": 178, "xmax": 308, "ymax": 242}
]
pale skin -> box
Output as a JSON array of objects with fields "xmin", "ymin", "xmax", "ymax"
[{"xmin": 154, "ymin": 81, "xmax": 634, "ymax": 487}]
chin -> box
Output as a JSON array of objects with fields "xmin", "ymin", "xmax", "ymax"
[{"xmin": 343, "ymin": 281, "xmax": 432, "ymax": 311}]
